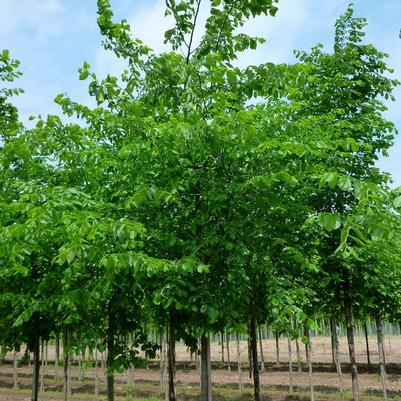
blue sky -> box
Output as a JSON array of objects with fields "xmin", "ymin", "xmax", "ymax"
[{"xmin": 1, "ymin": 0, "xmax": 400, "ymax": 186}]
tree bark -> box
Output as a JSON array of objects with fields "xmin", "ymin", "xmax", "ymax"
[
  {"xmin": 363, "ymin": 322, "xmax": 371, "ymax": 366},
  {"xmin": 200, "ymin": 334, "xmax": 212, "ymax": 401},
  {"xmin": 63, "ymin": 329, "xmax": 70, "ymax": 401},
  {"xmin": 287, "ymin": 335, "xmax": 293, "ymax": 393},
  {"xmin": 220, "ymin": 331, "xmax": 224, "ymax": 363},
  {"xmin": 250, "ymin": 316, "xmax": 262, "ymax": 401},
  {"xmin": 248, "ymin": 335, "xmax": 252, "ymax": 379},
  {"xmin": 226, "ymin": 330, "xmax": 231, "ymax": 371},
  {"xmin": 275, "ymin": 332, "xmax": 280, "ymax": 367},
  {"xmin": 236, "ymin": 333, "xmax": 243, "ymax": 390},
  {"xmin": 31, "ymin": 330, "xmax": 40, "ymax": 401},
  {"xmin": 344, "ymin": 297, "xmax": 359, "ymax": 401},
  {"xmin": 295, "ymin": 335, "xmax": 302, "ymax": 372},
  {"xmin": 304, "ymin": 327, "xmax": 314, "ymax": 401},
  {"xmin": 40, "ymin": 339, "xmax": 45, "ymax": 392},
  {"xmin": 167, "ymin": 313, "xmax": 176, "ymax": 401},
  {"xmin": 13, "ymin": 349, "xmax": 18, "ymax": 389},
  {"xmin": 106, "ymin": 324, "xmax": 115, "ymax": 401},
  {"xmin": 55, "ymin": 333, "xmax": 60, "ymax": 381},
  {"xmin": 95, "ymin": 348, "xmax": 99, "ymax": 396},
  {"xmin": 258, "ymin": 325, "xmax": 265, "ymax": 372},
  {"xmin": 330, "ymin": 318, "xmax": 343, "ymax": 393},
  {"xmin": 376, "ymin": 316, "xmax": 387, "ymax": 400}
]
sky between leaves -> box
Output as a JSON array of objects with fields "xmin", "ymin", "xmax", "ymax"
[{"xmin": 1, "ymin": 0, "xmax": 400, "ymax": 186}]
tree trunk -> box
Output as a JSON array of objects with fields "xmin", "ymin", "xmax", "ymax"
[
  {"xmin": 13, "ymin": 349, "xmax": 18, "ymax": 389},
  {"xmin": 376, "ymin": 316, "xmax": 387, "ymax": 400},
  {"xmin": 275, "ymin": 332, "xmax": 280, "ymax": 367},
  {"xmin": 330, "ymin": 318, "xmax": 343, "ymax": 393},
  {"xmin": 40, "ymin": 339, "xmax": 45, "ymax": 392},
  {"xmin": 167, "ymin": 313, "xmax": 176, "ymax": 401},
  {"xmin": 295, "ymin": 336, "xmax": 302, "ymax": 372},
  {"xmin": 95, "ymin": 348, "xmax": 99, "ymax": 396},
  {"xmin": 200, "ymin": 334, "xmax": 212, "ymax": 401},
  {"xmin": 344, "ymin": 297, "xmax": 359, "ymax": 401},
  {"xmin": 55, "ymin": 333, "xmax": 60, "ymax": 381},
  {"xmin": 250, "ymin": 317, "xmax": 262, "ymax": 401},
  {"xmin": 304, "ymin": 327, "xmax": 314, "ymax": 401},
  {"xmin": 63, "ymin": 329, "xmax": 70, "ymax": 401},
  {"xmin": 287, "ymin": 335, "xmax": 293, "ymax": 393},
  {"xmin": 236, "ymin": 333, "xmax": 243, "ymax": 390},
  {"xmin": 226, "ymin": 330, "xmax": 231, "ymax": 371},
  {"xmin": 220, "ymin": 331, "xmax": 225, "ymax": 363},
  {"xmin": 248, "ymin": 335, "xmax": 252, "ymax": 379},
  {"xmin": 106, "ymin": 324, "xmax": 115, "ymax": 401},
  {"xmin": 31, "ymin": 331, "xmax": 40, "ymax": 401},
  {"xmin": 160, "ymin": 330, "xmax": 165, "ymax": 387},
  {"xmin": 363, "ymin": 322, "xmax": 371, "ymax": 366},
  {"xmin": 258, "ymin": 325, "xmax": 265, "ymax": 372}
]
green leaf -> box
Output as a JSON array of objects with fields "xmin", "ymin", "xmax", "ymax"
[{"xmin": 318, "ymin": 213, "xmax": 342, "ymax": 232}]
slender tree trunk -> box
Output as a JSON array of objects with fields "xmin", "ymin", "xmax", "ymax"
[
  {"xmin": 295, "ymin": 335, "xmax": 302, "ymax": 372},
  {"xmin": 200, "ymin": 334, "xmax": 212, "ymax": 401},
  {"xmin": 330, "ymin": 318, "xmax": 343, "ymax": 393},
  {"xmin": 220, "ymin": 331, "xmax": 225, "ymax": 363},
  {"xmin": 160, "ymin": 330, "xmax": 165, "ymax": 387},
  {"xmin": 304, "ymin": 327, "xmax": 314, "ymax": 401},
  {"xmin": 287, "ymin": 335, "xmax": 293, "ymax": 393},
  {"xmin": 330, "ymin": 319, "xmax": 336, "ymax": 366},
  {"xmin": 95, "ymin": 348, "xmax": 99, "ymax": 396},
  {"xmin": 344, "ymin": 297, "xmax": 359, "ymax": 401},
  {"xmin": 258, "ymin": 325, "xmax": 265, "ymax": 372},
  {"xmin": 106, "ymin": 324, "xmax": 115, "ymax": 401},
  {"xmin": 363, "ymin": 322, "xmax": 371, "ymax": 366},
  {"xmin": 275, "ymin": 332, "xmax": 280, "ymax": 367},
  {"xmin": 32, "ymin": 330, "xmax": 40, "ymax": 401},
  {"xmin": 167, "ymin": 313, "xmax": 176, "ymax": 401},
  {"xmin": 63, "ymin": 329, "xmax": 69, "ymax": 401},
  {"xmin": 250, "ymin": 316, "xmax": 262, "ymax": 401},
  {"xmin": 248, "ymin": 335, "xmax": 252, "ymax": 379},
  {"xmin": 236, "ymin": 333, "xmax": 243, "ymax": 390},
  {"xmin": 55, "ymin": 333, "xmax": 60, "ymax": 381},
  {"xmin": 13, "ymin": 349, "xmax": 18, "ymax": 389},
  {"xmin": 226, "ymin": 330, "xmax": 231, "ymax": 371},
  {"xmin": 40, "ymin": 339, "xmax": 45, "ymax": 392},
  {"xmin": 376, "ymin": 317, "xmax": 387, "ymax": 401}
]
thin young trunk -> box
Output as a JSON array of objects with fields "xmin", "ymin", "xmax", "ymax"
[
  {"xmin": 167, "ymin": 313, "xmax": 176, "ymax": 401},
  {"xmin": 304, "ymin": 327, "xmax": 314, "ymax": 401},
  {"xmin": 258, "ymin": 325, "xmax": 265, "ymax": 372},
  {"xmin": 330, "ymin": 318, "xmax": 343, "ymax": 393},
  {"xmin": 248, "ymin": 335, "xmax": 252, "ymax": 379},
  {"xmin": 45, "ymin": 341, "xmax": 48, "ymax": 366},
  {"xmin": 160, "ymin": 330, "xmax": 165, "ymax": 387},
  {"xmin": 363, "ymin": 322, "xmax": 371, "ymax": 366},
  {"xmin": 376, "ymin": 316, "xmax": 387, "ymax": 401},
  {"xmin": 250, "ymin": 316, "xmax": 262, "ymax": 401},
  {"xmin": 95, "ymin": 348, "xmax": 99, "ymax": 396},
  {"xmin": 275, "ymin": 332, "xmax": 280, "ymax": 367},
  {"xmin": 295, "ymin": 337, "xmax": 302, "ymax": 372},
  {"xmin": 220, "ymin": 331, "xmax": 225, "ymax": 363},
  {"xmin": 106, "ymin": 325, "xmax": 115, "ymax": 401},
  {"xmin": 344, "ymin": 297, "xmax": 359, "ymax": 401},
  {"xmin": 236, "ymin": 332, "xmax": 243, "ymax": 390},
  {"xmin": 200, "ymin": 334, "xmax": 212, "ymax": 401},
  {"xmin": 13, "ymin": 349, "xmax": 18, "ymax": 389},
  {"xmin": 32, "ymin": 331, "xmax": 40, "ymax": 401},
  {"xmin": 55, "ymin": 333, "xmax": 60, "ymax": 381},
  {"xmin": 226, "ymin": 330, "xmax": 231, "ymax": 371},
  {"xmin": 287, "ymin": 335, "xmax": 293, "ymax": 393},
  {"xmin": 330, "ymin": 319, "xmax": 336, "ymax": 366},
  {"xmin": 40, "ymin": 339, "xmax": 45, "ymax": 392},
  {"xmin": 63, "ymin": 328, "xmax": 69, "ymax": 401}
]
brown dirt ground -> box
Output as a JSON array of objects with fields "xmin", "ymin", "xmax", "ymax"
[{"xmin": 1, "ymin": 335, "xmax": 401, "ymax": 400}]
